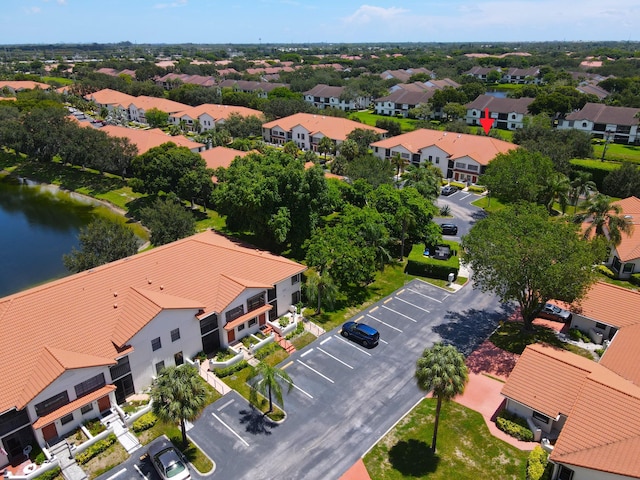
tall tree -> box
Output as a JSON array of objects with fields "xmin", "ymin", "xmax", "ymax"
[
  {"xmin": 248, "ymin": 361, "xmax": 294, "ymax": 414},
  {"xmin": 401, "ymin": 164, "xmax": 442, "ymax": 200},
  {"xmin": 462, "ymin": 203, "xmax": 604, "ymax": 331},
  {"xmin": 145, "ymin": 107, "xmax": 169, "ymax": 128},
  {"xmin": 151, "ymin": 365, "xmax": 208, "ymax": 446},
  {"xmin": 305, "ymin": 269, "xmax": 338, "ymax": 315},
  {"xmin": 574, "ymin": 194, "xmax": 634, "ymax": 246},
  {"xmin": 139, "ymin": 197, "xmax": 196, "ymax": 246},
  {"xmin": 569, "ymin": 171, "xmax": 597, "ymax": 213},
  {"xmin": 346, "ymin": 128, "xmax": 381, "ymax": 154},
  {"xmin": 415, "ymin": 343, "xmax": 468, "ymax": 453},
  {"xmin": 317, "ymin": 136, "xmax": 335, "ymax": 159},
  {"xmin": 541, "ymin": 172, "xmax": 570, "ymax": 214},
  {"xmin": 391, "ymin": 152, "xmax": 409, "ymax": 178},
  {"xmin": 63, "ymin": 218, "xmax": 139, "ymax": 273}
]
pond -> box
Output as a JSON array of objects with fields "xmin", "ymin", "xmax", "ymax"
[
  {"xmin": 0, "ymin": 176, "xmax": 103, "ymax": 298},
  {"xmin": 484, "ymin": 89, "xmax": 509, "ymax": 98}
]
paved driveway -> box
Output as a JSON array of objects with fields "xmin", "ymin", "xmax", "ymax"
[{"xmin": 184, "ymin": 279, "xmax": 507, "ymax": 480}]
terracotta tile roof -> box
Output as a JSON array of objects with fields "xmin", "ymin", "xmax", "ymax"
[
  {"xmin": 200, "ymin": 146, "xmax": 250, "ymax": 171},
  {"xmin": 100, "ymin": 126, "xmax": 203, "ymax": 154},
  {"xmin": 85, "ymin": 88, "xmax": 136, "ymax": 108},
  {"xmin": 465, "ymin": 94, "xmax": 535, "ymax": 115},
  {"xmin": 0, "ymin": 81, "xmax": 51, "ymax": 92},
  {"xmin": 566, "ymin": 102, "xmax": 640, "ymax": 126},
  {"xmin": 32, "ymin": 385, "xmax": 117, "ymax": 429},
  {"xmin": 223, "ymin": 304, "xmax": 272, "ymax": 331},
  {"xmin": 263, "ymin": 113, "xmax": 386, "ymax": 142},
  {"xmin": 371, "ymin": 128, "xmax": 517, "ymax": 166},
  {"xmin": 130, "ymin": 96, "xmax": 189, "ymax": 114},
  {"xmin": 304, "ymin": 84, "xmax": 346, "ymax": 98},
  {"xmin": 0, "ymin": 230, "xmax": 305, "ymax": 412},
  {"xmin": 501, "ymin": 344, "xmax": 601, "ymax": 418},
  {"xmin": 550, "ymin": 371, "xmax": 640, "ymax": 478},
  {"xmin": 600, "ymin": 323, "xmax": 640, "ymax": 386},
  {"xmin": 570, "ymin": 281, "xmax": 640, "ymax": 329},
  {"xmin": 610, "ymin": 196, "xmax": 640, "ymax": 262},
  {"xmin": 171, "ymin": 103, "xmax": 263, "ymax": 123}
]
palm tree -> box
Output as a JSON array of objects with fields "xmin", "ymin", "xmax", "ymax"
[
  {"xmin": 542, "ymin": 172, "xmax": 570, "ymax": 214},
  {"xmin": 415, "ymin": 343, "xmax": 468, "ymax": 453},
  {"xmin": 306, "ymin": 269, "xmax": 338, "ymax": 314},
  {"xmin": 150, "ymin": 365, "xmax": 207, "ymax": 446},
  {"xmin": 391, "ymin": 152, "xmax": 409, "ymax": 178},
  {"xmin": 402, "ymin": 164, "xmax": 442, "ymax": 200},
  {"xmin": 575, "ymin": 193, "xmax": 634, "ymax": 246},
  {"xmin": 569, "ymin": 172, "xmax": 597, "ymax": 214},
  {"xmin": 317, "ymin": 136, "xmax": 334, "ymax": 159},
  {"xmin": 248, "ymin": 361, "xmax": 294, "ymax": 413}
]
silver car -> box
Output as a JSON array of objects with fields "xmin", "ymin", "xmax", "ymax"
[{"xmin": 148, "ymin": 437, "xmax": 191, "ymax": 480}]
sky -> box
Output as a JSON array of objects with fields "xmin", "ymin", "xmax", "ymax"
[{"xmin": 1, "ymin": 0, "xmax": 638, "ymax": 45}]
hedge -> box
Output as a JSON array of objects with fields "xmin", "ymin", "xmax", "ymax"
[
  {"xmin": 215, "ymin": 359, "xmax": 249, "ymax": 378},
  {"xmin": 75, "ymin": 434, "xmax": 117, "ymax": 465},
  {"xmin": 570, "ymin": 159, "xmax": 620, "ymax": 191},
  {"xmin": 596, "ymin": 264, "xmax": 616, "ymax": 278},
  {"xmin": 630, "ymin": 273, "xmax": 640, "ymax": 287},
  {"xmin": 33, "ymin": 466, "xmax": 61, "ymax": 480},
  {"xmin": 496, "ymin": 411, "xmax": 534, "ymax": 442},
  {"xmin": 132, "ymin": 412, "xmax": 157, "ymax": 433},
  {"xmin": 254, "ymin": 341, "xmax": 281, "ymax": 360},
  {"xmin": 527, "ymin": 446, "xmax": 551, "ymax": 480}
]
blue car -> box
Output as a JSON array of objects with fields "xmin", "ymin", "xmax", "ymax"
[{"xmin": 341, "ymin": 321, "xmax": 380, "ymax": 347}]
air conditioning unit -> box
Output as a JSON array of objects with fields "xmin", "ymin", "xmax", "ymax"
[{"xmin": 289, "ymin": 305, "xmax": 297, "ymax": 314}]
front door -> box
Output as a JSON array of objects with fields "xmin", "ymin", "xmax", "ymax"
[
  {"xmin": 97, "ymin": 395, "xmax": 111, "ymax": 413},
  {"xmin": 41, "ymin": 423, "xmax": 58, "ymax": 443}
]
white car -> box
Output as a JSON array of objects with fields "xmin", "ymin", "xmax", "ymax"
[
  {"xmin": 540, "ymin": 303, "xmax": 572, "ymax": 322},
  {"xmin": 148, "ymin": 437, "xmax": 191, "ymax": 480}
]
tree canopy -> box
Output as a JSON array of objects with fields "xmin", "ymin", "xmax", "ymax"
[{"xmin": 139, "ymin": 196, "xmax": 196, "ymax": 246}]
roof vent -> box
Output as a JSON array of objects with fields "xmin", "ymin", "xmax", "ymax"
[
  {"xmin": 160, "ymin": 285, "xmax": 164, "ymax": 290},
  {"xmin": 113, "ymin": 292, "xmax": 118, "ymax": 297},
  {"xmin": 113, "ymin": 303, "xmax": 118, "ymax": 308}
]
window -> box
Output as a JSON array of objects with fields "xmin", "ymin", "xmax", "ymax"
[
  {"xmin": 155, "ymin": 361, "xmax": 165, "ymax": 375},
  {"xmin": 35, "ymin": 391, "xmax": 70, "ymax": 417},
  {"xmin": 582, "ymin": 121, "xmax": 588, "ymax": 128},
  {"xmin": 81, "ymin": 404, "xmax": 93, "ymax": 415},
  {"xmin": 292, "ymin": 290, "xmax": 301, "ymax": 305},
  {"xmin": 612, "ymin": 256, "xmax": 622, "ymax": 272},
  {"xmin": 623, "ymin": 263, "xmax": 634, "ymax": 273},
  {"xmin": 174, "ymin": 352, "xmax": 184, "ymax": 366},
  {"xmin": 291, "ymin": 273, "xmax": 301, "ymax": 285},
  {"xmin": 595, "ymin": 322, "xmax": 607, "ymax": 331},
  {"xmin": 151, "ymin": 337, "xmax": 162, "ymax": 351},
  {"xmin": 267, "ymin": 287, "xmax": 276, "ymax": 302},
  {"xmin": 269, "ymin": 300, "xmax": 278, "ymax": 321},
  {"xmin": 200, "ymin": 314, "xmax": 218, "ymax": 335},
  {"xmin": 60, "ymin": 414, "xmax": 74, "ymax": 426},
  {"xmin": 74, "ymin": 373, "xmax": 106, "ymax": 398},
  {"xmin": 110, "ymin": 356, "xmax": 131, "ymax": 381},
  {"xmin": 238, "ymin": 323, "xmax": 245, "ymax": 332},
  {"xmin": 170, "ymin": 328, "xmax": 180, "ymax": 342},
  {"xmin": 456, "ymin": 163, "xmax": 467, "ymax": 170},
  {"xmin": 467, "ymin": 165, "xmax": 479, "ymax": 172},
  {"xmin": 225, "ymin": 305, "xmax": 245, "ymax": 322},
  {"xmin": 435, "ymin": 157, "xmax": 439, "ymax": 164},
  {"xmin": 248, "ymin": 318, "xmax": 257, "ymax": 327},
  {"xmin": 247, "ymin": 293, "xmax": 266, "ymax": 312},
  {"xmin": 532, "ymin": 411, "xmax": 550, "ymax": 423},
  {"xmin": 558, "ymin": 466, "xmax": 574, "ymax": 480}
]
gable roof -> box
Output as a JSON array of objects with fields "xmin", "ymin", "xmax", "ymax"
[
  {"xmin": 171, "ymin": 103, "xmax": 262, "ymax": 123},
  {"xmin": 200, "ymin": 146, "xmax": 250, "ymax": 171},
  {"xmin": 600, "ymin": 323, "xmax": 640, "ymax": 386},
  {"xmin": 610, "ymin": 196, "xmax": 640, "ymax": 262},
  {"xmin": 566, "ymin": 103, "xmax": 640, "ymax": 126},
  {"xmin": 465, "ymin": 94, "xmax": 535, "ymax": 115},
  {"xmin": 85, "ymin": 88, "xmax": 136, "ymax": 108},
  {"xmin": 262, "ymin": 113, "xmax": 386, "ymax": 142},
  {"xmin": 375, "ymin": 89, "xmax": 436, "ymax": 105},
  {"xmin": 100, "ymin": 126, "xmax": 203, "ymax": 154},
  {"xmin": 571, "ymin": 281, "xmax": 640, "ymax": 329},
  {"xmin": 0, "ymin": 230, "xmax": 305, "ymax": 412},
  {"xmin": 304, "ymin": 84, "xmax": 346, "ymax": 98},
  {"xmin": 0, "ymin": 80, "xmax": 51, "ymax": 92},
  {"xmin": 129, "ymin": 96, "xmax": 189, "ymax": 114},
  {"xmin": 371, "ymin": 128, "xmax": 517, "ymax": 166}
]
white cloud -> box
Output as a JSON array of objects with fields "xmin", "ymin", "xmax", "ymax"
[
  {"xmin": 154, "ymin": 0, "xmax": 187, "ymax": 9},
  {"xmin": 24, "ymin": 6, "xmax": 42, "ymax": 14},
  {"xmin": 57, "ymin": 0, "xmax": 67, "ymax": 5},
  {"xmin": 342, "ymin": 5, "xmax": 408, "ymax": 25}
]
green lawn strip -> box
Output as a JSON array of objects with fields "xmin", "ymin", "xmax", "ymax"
[
  {"xmin": 364, "ymin": 399, "xmax": 528, "ymax": 480},
  {"xmin": 290, "ymin": 331, "xmax": 317, "ymax": 350},
  {"xmin": 349, "ymin": 111, "xmax": 421, "ymax": 132},
  {"xmin": 594, "ymin": 271, "xmax": 639, "ymax": 290},
  {"xmin": 81, "ymin": 441, "xmax": 129, "ymax": 480},
  {"xmin": 471, "ymin": 195, "xmax": 506, "ymax": 213},
  {"xmin": 489, "ymin": 321, "xmax": 594, "ymax": 359},
  {"xmin": 593, "ymin": 143, "xmax": 640, "ymax": 164}
]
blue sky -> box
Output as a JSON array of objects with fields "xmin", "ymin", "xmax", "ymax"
[{"xmin": 2, "ymin": 0, "xmax": 638, "ymax": 45}]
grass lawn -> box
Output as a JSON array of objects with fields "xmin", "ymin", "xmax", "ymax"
[
  {"xmin": 471, "ymin": 194, "xmax": 506, "ymax": 213},
  {"xmin": 364, "ymin": 399, "xmax": 528, "ymax": 480},
  {"xmin": 593, "ymin": 143, "xmax": 640, "ymax": 165},
  {"xmin": 82, "ymin": 441, "xmax": 129, "ymax": 480},
  {"xmin": 349, "ymin": 111, "xmax": 422, "ymax": 132},
  {"xmin": 489, "ymin": 320, "xmax": 594, "ymax": 359},
  {"xmin": 594, "ymin": 271, "xmax": 639, "ymax": 291}
]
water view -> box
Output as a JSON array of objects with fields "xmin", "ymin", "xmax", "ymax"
[{"xmin": 0, "ymin": 177, "xmax": 100, "ymax": 298}]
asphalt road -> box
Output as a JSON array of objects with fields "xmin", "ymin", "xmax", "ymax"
[{"xmin": 435, "ymin": 189, "xmax": 487, "ymax": 239}]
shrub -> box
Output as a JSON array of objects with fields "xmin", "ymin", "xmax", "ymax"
[
  {"xmin": 286, "ymin": 321, "xmax": 305, "ymax": 339},
  {"xmin": 279, "ymin": 316, "xmax": 290, "ymax": 327},
  {"xmin": 33, "ymin": 466, "xmax": 61, "ymax": 480},
  {"xmin": 254, "ymin": 342, "xmax": 282, "ymax": 360},
  {"xmin": 439, "ymin": 204, "xmax": 451, "ymax": 216},
  {"xmin": 215, "ymin": 360, "xmax": 248, "ymax": 378},
  {"xmin": 75, "ymin": 434, "xmax": 117, "ymax": 465},
  {"xmin": 34, "ymin": 450, "xmax": 46, "ymax": 465},
  {"xmin": 496, "ymin": 411, "xmax": 534, "ymax": 441},
  {"xmin": 213, "ymin": 348, "xmax": 237, "ymax": 362},
  {"xmin": 83, "ymin": 418, "xmax": 107, "ymax": 436},
  {"xmin": 132, "ymin": 412, "xmax": 157, "ymax": 433},
  {"xmin": 630, "ymin": 273, "xmax": 640, "ymax": 287},
  {"xmin": 527, "ymin": 446, "xmax": 551, "ymax": 480},
  {"xmin": 468, "ymin": 185, "xmax": 487, "ymax": 194},
  {"xmin": 192, "ymin": 351, "xmax": 207, "ymax": 362},
  {"xmin": 595, "ymin": 348, "xmax": 605, "ymax": 357},
  {"xmin": 596, "ymin": 264, "xmax": 616, "ymax": 279},
  {"xmin": 568, "ymin": 328, "xmax": 590, "ymax": 343}
]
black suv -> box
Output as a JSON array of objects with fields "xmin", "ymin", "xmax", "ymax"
[
  {"xmin": 440, "ymin": 223, "xmax": 458, "ymax": 235},
  {"xmin": 341, "ymin": 321, "xmax": 380, "ymax": 347}
]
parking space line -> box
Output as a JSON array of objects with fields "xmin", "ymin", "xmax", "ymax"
[
  {"xmin": 461, "ymin": 193, "xmax": 473, "ymax": 201},
  {"xmin": 395, "ymin": 296, "xmax": 430, "ymax": 313},
  {"xmin": 105, "ymin": 468, "xmax": 127, "ymax": 480},
  {"xmin": 334, "ymin": 335, "xmax": 372, "ymax": 356},
  {"xmin": 367, "ymin": 313, "xmax": 403, "ymax": 332},
  {"xmin": 355, "ymin": 315, "xmax": 364, "ymax": 322},
  {"xmin": 407, "ymin": 287, "xmax": 443, "ymax": 303},
  {"xmin": 318, "ymin": 347, "xmax": 353, "ymax": 369},
  {"xmin": 383, "ymin": 297, "xmax": 392, "ymax": 304},
  {"xmin": 397, "ymin": 288, "xmax": 405, "ymax": 295},
  {"xmin": 379, "ymin": 338, "xmax": 389, "ymax": 345},
  {"xmin": 300, "ymin": 348, "xmax": 314, "ymax": 358},
  {"xmin": 217, "ymin": 399, "xmax": 235, "ymax": 411},
  {"xmin": 132, "ymin": 465, "xmax": 146, "ymax": 479},
  {"xmin": 320, "ymin": 336, "xmax": 332, "ymax": 345},
  {"xmin": 370, "ymin": 306, "xmax": 379, "ymax": 312},
  {"xmin": 281, "ymin": 361, "xmax": 294, "ymax": 369},
  {"xmin": 297, "ymin": 360, "xmax": 335, "ymax": 383},
  {"xmin": 212, "ymin": 412, "xmax": 250, "ymax": 447},
  {"xmin": 381, "ymin": 304, "xmax": 417, "ymax": 323},
  {"xmin": 291, "ymin": 382, "xmax": 314, "ymax": 399}
]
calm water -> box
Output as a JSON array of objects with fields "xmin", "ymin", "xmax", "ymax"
[
  {"xmin": 485, "ymin": 90, "xmax": 508, "ymax": 98},
  {"xmin": 0, "ymin": 177, "xmax": 100, "ymax": 298}
]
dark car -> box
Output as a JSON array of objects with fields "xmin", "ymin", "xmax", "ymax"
[
  {"xmin": 341, "ymin": 321, "xmax": 379, "ymax": 347},
  {"xmin": 440, "ymin": 223, "xmax": 458, "ymax": 235},
  {"xmin": 441, "ymin": 185, "xmax": 458, "ymax": 196},
  {"xmin": 539, "ymin": 303, "xmax": 572, "ymax": 322}
]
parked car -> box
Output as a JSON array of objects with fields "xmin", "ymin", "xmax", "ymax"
[
  {"xmin": 341, "ymin": 321, "xmax": 379, "ymax": 347},
  {"xmin": 539, "ymin": 303, "xmax": 572, "ymax": 322},
  {"xmin": 148, "ymin": 438, "xmax": 191, "ymax": 480},
  {"xmin": 440, "ymin": 223, "xmax": 458, "ymax": 235},
  {"xmin": 441, "ymin": 185, "xmax": 458, "ymax": 196}
]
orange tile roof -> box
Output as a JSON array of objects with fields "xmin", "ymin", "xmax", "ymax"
[
  {"xmin": 200, "ymin": 147, "xmax": 250, "ymax": 171},
  {"xmin": 0, "ymin": 80, "xmax": 50, "ymax": 91},
  {"xmin": 501, "ymin": 344, "xmax": 601, "ymax": 418},
  {"xmin": 263, "ymin": 113, "xmax": 386, "ymax": 142},
  {"xmin": 32, "ymin": 385, "xmax": 117, "ymax": 429},
  {"xmin": 371, "ymin": 129, "xmax": 517, "ymax": 166},
  {"xmin": 0, "ymin": 230, "xmax": 305, "ymax": 412},
  {"xmin": 172, "ymin": 104, "xmax": 263, "ymax": 123},
  {"xmin": 303, "ymin": 161, "xmax": 345, "ymax": 180},
  {"xmin": 86, "ymin": 88, "xmax": 136, "ymax": 108},
  {"xmin": 611, "ymin": 196, "xmax": 640, "ymax": 262},
  {"xmin": 571, "ymin": 281, "xmax": 640, "ymax": 329},
  {"xmin": 600, "ymin": 323, "xmax": 640, "ymax": 386},
  {"xmin": 130, "ymin": 96, "xmax": 189, "ymax": 114},
  {"xmin": 101, "ymin": 126, "xmax": 203, "ymax": 155}
]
